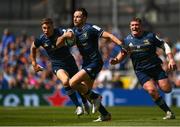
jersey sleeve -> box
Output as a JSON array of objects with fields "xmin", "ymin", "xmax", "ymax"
[
  {"xmin": 91, "ymin": 25, "xmax": 104, "ymax": 38},
  {"xmin": 151, "ymin": 33, "xmax": 165, "ymax": 47},
  {"xmin": 34, "ymin": 38, "xmax": 42, "ymax": 48},
  {"xmin": 121, "ymin": 38, "xmax": 129, "ymax": 52},
  {"xmin": 57, "ymin": 27, "xmax": 66, "ymax": 35}
]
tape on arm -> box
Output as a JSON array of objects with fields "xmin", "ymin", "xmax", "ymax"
[{"xmin": 163, "ymin": 42, "xmax": 171, "ymax": 54}]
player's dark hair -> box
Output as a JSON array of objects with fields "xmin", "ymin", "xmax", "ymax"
[
  {"xmin": 131, "ymin": 17, "xmax": 142, "ymax": 24},
  {"xmin": 75, "ymin": 8, "xmax": 88, "ymax": 18},
  {"xmin": 41, "ymin": 18, "xmax": 53, "ymax": 25}
]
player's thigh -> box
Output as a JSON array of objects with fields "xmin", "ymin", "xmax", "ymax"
[
  {"xmin": 81, "ymin": 79, "xmax": 95, "ymax": 89},
  {"xmin": 56, "ymin": 69, "xmax": 69, "ymax": 86},
  {"xmin": 70, "ymin": 69, "xmax": 91, "ymax": 86},
  {"xmin": 158, "ymin": 78, "xmax": 172, "ymax": 93},
  {"xmin": 143, "ymin": 79, "xmax": 158, "ymax": 94}
]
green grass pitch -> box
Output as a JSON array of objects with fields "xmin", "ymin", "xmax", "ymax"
[{"xmin": 0, "ymin": 106, "xmax": 180, "ymax": 126}]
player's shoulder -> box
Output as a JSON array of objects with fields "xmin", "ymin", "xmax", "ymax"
[
  {"xmin": 37, "ymin": 34, "xmax": 46, "ymax": 41},
  {"xmin": 124, "ymin": 34, "xmax": 133, "ymax": 41},
  {"xmin": 83, "ymin": 23, "xmax": 92, "ymax": 30},
  {"xmin": 144, "ymin": 31, "xmax": 155, "ymax": 38},
  {"xmin": 123, "ymin": 34, "xmax": 133, "ymax": 45},
  {"xmin": 85, "ymin": 23, "xmax": 101, "ymax": 30}
]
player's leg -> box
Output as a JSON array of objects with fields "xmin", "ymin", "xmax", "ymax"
[
  {"xmin": 136, "ymin": 70, "xmax": 175, "ymax": 119},
  {"xmin": 78, "ymin": 92, "xmax": 90, "ymax": 114},
  {"xmin": 93, "ymin": 103, "xmax": 111, "ymax": 122},
  {"xmin": 69, "ymin": 69, "xmax": 89, "ymax": 94},
  {"xmin": 158, "ymin": 78, "xmax": 175, "ymax": 119},
  {"xmin": 82, "ymin": 78, "xmax": 111, "ymax": 122},
  {"xmin": 158, "ymin": 78, "xmax": 172, "ymax": 93},
  {"xmin": 68, "ymin": 63, "xmax": 90, "ymax": 114},
  {"xmin": 143, "ymin": 80, "xmax": 175, "ymax": 119},
  {"xmin": 56, "ymin": 69, "xmax": 83, "ymax": 116},
  {"xmin": 156, "ymin": 68, "xmax": 175, "ymax": 119},
  {"xmin": 69, "ymin": 69, "xmax": 101, "ymax": 113}
]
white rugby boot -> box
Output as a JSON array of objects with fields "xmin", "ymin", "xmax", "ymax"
[
  {"xmin": 75, "ymin": 106, "xmax": 84, "ymax": 116},
  {"xmin": 93, "ymin": 113, "xmax": 111, "ymax": 122},
  {"xmin": 163, "ymin": 111, "xmax": 175, "ymax": 120}
]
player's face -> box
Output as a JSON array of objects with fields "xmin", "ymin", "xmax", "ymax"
[
  {"xmin": 41, "ymin": 23, "xmax": 54, "ymax": 37},
  {"xmin": 130, "ymin": 21, "xmax": 143, "ymax": 37},
  {"xmin": 73, "ymin": 11, "xmax": 86, "ymax": 27}
]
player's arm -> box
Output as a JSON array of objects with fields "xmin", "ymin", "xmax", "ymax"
[
  {"xmin": 56, "ymin": 29, "xmax": 74, "ymax": 47},
  {"xmin": 110, "ymin": 49, "xmax": 128, "ymax": 65},
  {"xmin": 30, "ymin": 42, "xmax": 43, "ymax": 72},
  {"xmin": 101, "ymin": 31, "xmax": 123, "ymax": 45},
  {"xmin": 160, "ymin": 42, "xmax": 177, "ymax": 71}
]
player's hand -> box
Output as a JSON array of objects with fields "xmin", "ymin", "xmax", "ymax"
[
  {"xmin": 109, "ymin": 58, "xmax": 119, "ymax": 65},
  {"xmin": 63, "ymin": 31, "xmax": 73, "ymax": 39},
  {"xmin": 32, "ymin": 64, "xmax": 44, "ymax": 72},
  {"xmin": 168, "ymin": 59, "xmax": 177, "ymax": 71}
]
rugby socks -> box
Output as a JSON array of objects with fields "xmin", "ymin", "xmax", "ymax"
[
  {"xmin": 98, "ymin": 103, "xmax": 109, "ymax": 116},
  {"xmin": 78, "ymin": 92, "xmax": 88, "ymax": 104},
  {"xmin": 85, "ymin": 89, "xmax": 99, "ymax": 100},
  {"xmin": 64, "ymin": 86, "xmax": 80, "ymax": 107},
  {"xmin": 155, "ymin": 96, "xmax": 171, "ymax": 113},
  {"xmin": 85, "ymin": 90, "xmax": 109, "ymax": 116}
]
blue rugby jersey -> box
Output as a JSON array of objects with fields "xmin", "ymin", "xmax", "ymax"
[
  {"xmin": 34, "ymin": 27, "xmax": 72, "ymax": 62},
  {"xmin": 73, "ymin": 23, "xmax": 104, "ymax": 63},
  {"xmin": 124, "ymin": 31, "xmax": 165, "ymax": 71}
]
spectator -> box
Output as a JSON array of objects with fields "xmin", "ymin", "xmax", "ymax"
[{"xmin": 1, "ymin": 28, "xmax": 15, "ymax": 55}]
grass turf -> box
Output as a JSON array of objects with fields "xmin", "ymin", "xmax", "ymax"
[{"xmin": 0, "ymin": 106, "xmax": 180, "ymax": 126}]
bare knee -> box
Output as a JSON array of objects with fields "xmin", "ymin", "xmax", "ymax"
[
  {"xmin": 69, "ymin": 79, "xmax": 79, "ymax": 89},
  {"xmin": 147, "ymin": 89, "xmax": 158, "ymax": 97},
  {"xmin": 158, "ymin": 79, "xmax": 172, "ymax": 93},
  {"xmin": 61, "ymin": 78, "xmax": 69, "ymax": 87},
  {"xmin": 160, "ymin": 84, "xmax": 172, "ymax": 93},
  {"xmin": 144, "ymin": 86, "xmax": 159, "ymax": 99}
]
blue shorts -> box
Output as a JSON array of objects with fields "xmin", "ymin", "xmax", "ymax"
[
  {"xmin": 82, "ymin": 60, "xmax": 103, "ymax": 80},
  {"xmin": 51, "ymin": 56, "xmax": 79, "ymax": 78},
  {"xmin": 135, "ymin": 65, "xmax": 168, "ymax": 85}
]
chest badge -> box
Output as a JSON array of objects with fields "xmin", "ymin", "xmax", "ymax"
[
  {"xmin": 43, "ymin": 43, "xmax": 49, "ymax": 47},
  {"xmin": 143, "ymin": 39, "xmax": 150, "ymax": 45},
  {"xmin": 129, "ymin": 42, "xmax": 134, "ymax": 47}
]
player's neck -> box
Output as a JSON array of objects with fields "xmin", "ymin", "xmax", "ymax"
[{"xmin": 133, "ymin": 31, "xmax": 143, "ymax": 38}]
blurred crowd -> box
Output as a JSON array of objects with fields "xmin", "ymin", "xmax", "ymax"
[{"xmin": 0, "ymin": 28, "xmax": 180, "ymax": 90}]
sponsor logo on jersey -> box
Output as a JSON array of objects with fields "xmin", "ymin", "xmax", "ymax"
[
  {"xmin": 43, "ymin": 43, "xmax": 49, "ymax": 47},
  {"xmin": 129, "ymin": 42, "xmax": 134, "ymax": 47},
  {"xmin": 143, "ymin": 39, "xmax": 150, "ymax": 45}
]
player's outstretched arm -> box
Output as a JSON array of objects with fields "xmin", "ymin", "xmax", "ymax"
[
  {"xmin": 110, "ymin": 50, "xmax": 127, "ymax": 65},
  {"xmin": 167, "ymin": 53, "xmax": 177, "ymax": 71},
  {"xmin": 30, "ymin": 42, "xmax": 43, "ymax": 72},
  {"xmin": 160, "ymin": 42, "xmax": 177, "ymax": 71},
  {"xmin": 101, "ymin": 31, "xmax": 123, "ymax": 45}
]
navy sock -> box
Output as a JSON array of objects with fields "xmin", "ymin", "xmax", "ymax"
[
  {"xmin": 155, "ymin": 96, "xmax": 171, "ymax": 113},
  {"xmin": 78, "ymin": 92, "xmax": 88, "ymax": 104},
  {"xmin": 64, "ymin": 86, "xmax": 80, "ymax": 107},
  {"xmin": 98, "ymin": 103, "xmax": 109, "ymax": 116},
  {"xmin": 85, "ymin": 90, "xmax": 99, "ymax": 100}
]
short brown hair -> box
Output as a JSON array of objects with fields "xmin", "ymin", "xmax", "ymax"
[
  {"xmin": 131, "ymin": 17, "xmax": 142, "ymax": 24},
  {"xmin": 41, "ymin": 18, "xmax": 53, "ymax": 25},
  {"xmin": 75, "ymin": 8, "xmax": 88, "ymax": 18}
]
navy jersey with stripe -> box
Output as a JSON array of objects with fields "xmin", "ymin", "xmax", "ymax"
[
  {"xmin": 73, "ymin": 23, "xmax": 104, "ymax": 79},
  {"xmin": 73, "ymin": 23, "xmax": 104, "ymax": 63},
  {"xmin": 34, "ymin": 27, "xmax": 78, "ymax": 76},
  {"xmin": 124, "ymin": 31, "xmax": 164, "ymax": 72}
]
